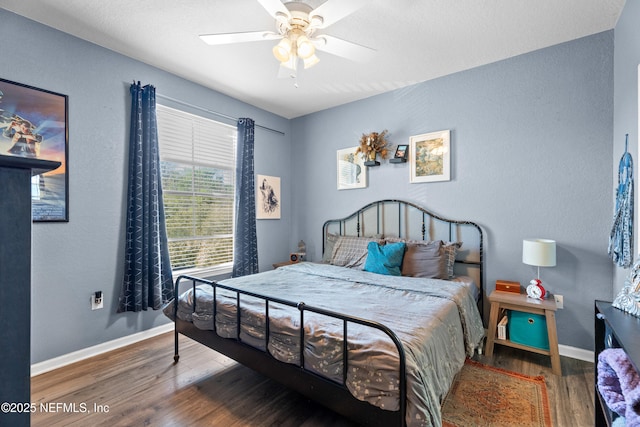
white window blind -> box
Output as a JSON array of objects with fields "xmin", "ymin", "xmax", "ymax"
[{"xmin": 157, "ymin": 104, "xmax": 236, "ymax": 272}]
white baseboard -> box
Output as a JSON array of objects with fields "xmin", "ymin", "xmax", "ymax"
[
  {"xmin": 31, "ymin": 323, "xmax": 174, "ymax": 377},
  {"xmin": 559, "ymin": 344, "xmax": 594, "ymax": 362}
]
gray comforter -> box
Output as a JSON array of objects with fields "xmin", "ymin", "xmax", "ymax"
[{"xmin": 164, "ymin": 262, "xmax": 484, "ymax": 427}]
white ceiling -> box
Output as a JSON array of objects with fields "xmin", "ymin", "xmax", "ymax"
[{"xmin": 0, "ymin": 0, "xmax": 625, "ymax": 119}]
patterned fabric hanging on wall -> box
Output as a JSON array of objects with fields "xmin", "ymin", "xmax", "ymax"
[
  {"xmin": 608, "ymin": 134, "xmax": 633, "ymax": 269},
  {"xmin": 118, "ymin": 82, "xmax": 174, "ymax": 312},
  {"xmin": 232, "ymin": 118, "xmax": 258, "ymax": 277}
]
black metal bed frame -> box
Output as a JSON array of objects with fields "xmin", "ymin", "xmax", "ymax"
[
  {"xmin": 322, "ymin": 199, "xmax": 484, "ymax": 316},
  {"xmin": 172, "ymin": 199, "xmax": 484, "ymax": 427},
  {"xmin": 173, "ymin": 276, "xmax": 407, "ymax": 426}
]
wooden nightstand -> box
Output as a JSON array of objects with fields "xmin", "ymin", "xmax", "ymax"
[
  {"xmin": 272, "ymin": 260, "xmax": 294, "ymax": 269},
  {"xmin": 485, "ymin": 290, "xmax": 562, "ymax": 375}
]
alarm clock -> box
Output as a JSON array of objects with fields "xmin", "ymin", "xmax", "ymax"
[{"xmin": 526, "ymin": 279, "xmax": 546, "ymax": 300}]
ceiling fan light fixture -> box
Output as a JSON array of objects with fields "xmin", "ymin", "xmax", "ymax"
[
  {"xmin": 272, "ymin": 37, "xmax": 292, "ymax": 62},
  {"xmin": 303, "ymin": 53, "xmax": 319, "ymax": 69},
  {"xmin": 309, "ymin": 15, "xmax": 324, "ymax": 28},
  {"xmin": 296, "ymin": 35, "xmax": 315, "ymax": 59},
  {"xmin": 281, "ymin": 54, "xmax": 298, "ymax": 71}
]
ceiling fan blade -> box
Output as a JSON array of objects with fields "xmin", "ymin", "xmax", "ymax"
[
  {"xmin": 309, "ymin": 0, "xmax": 366, "ymax": 29},
  {"xmin": 256, "ymin": 0, "xmax": 291, "ymax": 20},
  {"xmin": 314, "ymin": 35, "xmax": 376, "ymax": 62},
  {"xmin": 199, "ymin": 31, "xmax": 281, "ymax": 45}
]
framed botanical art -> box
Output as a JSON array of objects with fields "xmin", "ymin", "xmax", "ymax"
[
  {"xmin": 256, "ymin": 174, "xmax": 281, "ymax": 219},
  {"xmin": 0, "ymin": 78, "xmax": 69, "ymax": 221},
  {"xmin": 409, "ymin": 130, "xmax": 450, "ymax": 183},
  {"xmin": 337, "ymin": 146, "xmax": 367, "ymax": 190}
]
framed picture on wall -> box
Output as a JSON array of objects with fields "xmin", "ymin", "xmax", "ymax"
[
  {"xmin": 0, "ymin": 78, "xmax": 69, "ymax": 221},
  {"xmin": 394, "ymin": 144, "xmax": 409, "ymax": 159},
  {"xmin": 409, "ymin": 130, "xmax": 450, "ymax": 183},
  {"xmin": 256, "ymin": 174, "xmax": 281, "ymax": 219},
  {"xmin": 337, "ymin": 146, "xmax": 367, "ymax": 190},
  {"xmin": 390, "ymin": 144, "xmax": 409, "ymax": 163}
]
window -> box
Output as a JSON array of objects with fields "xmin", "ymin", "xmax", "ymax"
[{"xmin": 157, "ymin": 104, "xmax": 236, "ymax": 275}]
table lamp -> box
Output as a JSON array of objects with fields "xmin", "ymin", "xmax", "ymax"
[{"xmin": 522, "ymin": 239, "xmax": 556, "ymax": 299}]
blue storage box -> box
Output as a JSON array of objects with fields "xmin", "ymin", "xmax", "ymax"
[{"xmin": 508, "ymin": 311, "xmax": 549, "ymax": 350}]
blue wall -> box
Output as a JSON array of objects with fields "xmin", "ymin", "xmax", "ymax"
[
  {"xmin": 0, "ymin": 9, "xmax": 292, "ymax": 364},
  {"xmin": 291, "ymin": 31, "xmax": 614, "ymax": 351},
  {"xmin": 613, "ymin": 0, "xmax": 640, "ymax": 292},
  {"xmin": 0, "ymin": 5, "xmax": 623, "ymax": 362}
]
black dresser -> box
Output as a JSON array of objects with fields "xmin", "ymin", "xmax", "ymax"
[
  {"xmin": 594, "ymin": 300, "xmax": 640, "ymax": 426},
  {"xmin": 0, "ymin": 155, "xmax": 60, "ymax": 427}
]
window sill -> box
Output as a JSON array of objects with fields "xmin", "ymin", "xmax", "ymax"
[{"xmin": 172, "ymin": 263, "xmax": 233, "ymax": 281}]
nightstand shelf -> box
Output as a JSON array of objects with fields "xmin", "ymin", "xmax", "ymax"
[{"xmin": 485, "ymin": 290, "xmax": 561, "ymax": 375}]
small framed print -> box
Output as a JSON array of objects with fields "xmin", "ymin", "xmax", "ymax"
[
  {"xmin": 394, "ymin": 144, "xmax": 409, "ymax": 159},
  {"xmin": 409, "ymin": 130, "xmax": 450, "ymax": 183},
  {"xmin": 256, "ymin": 175, "xmax": 281, "ymax": 219},
  {"xmin": 337, "ymin": 146, "xmax": 367, "ymax": 190},
  {"xmin": 390, "ymin": 144, "xmax": 409, "ymax": 163}
]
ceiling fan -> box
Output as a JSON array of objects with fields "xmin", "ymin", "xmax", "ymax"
[{"xmin": 199, "ymin": 0, "xmax": 376, "ymax": 77}]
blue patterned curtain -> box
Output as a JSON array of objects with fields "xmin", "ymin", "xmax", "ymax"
[
  {"xmin": 232, "ymin": 118, "xmax": 258, "ymax": 277},
  {"xmin": 118, "ymin": 82, "xmax": 173, "ymax": 312}
]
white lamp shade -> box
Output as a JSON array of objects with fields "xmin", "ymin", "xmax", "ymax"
[
  {"xmin": 522, "ymin": 239, "xmax": 556, "ymax": 267},
  {"xmin": 296, "ymin": 35, "xmax": 315, "ymax": 59},
  {"xmin": 280, "ymin": 54, "xmax": 298, "ymax": 71},
  {"xmin": 303, "ymin": 54, "xmax": 320, "ymax": 69},
  {"xmin": 272, "ymin": 38, "xmax": 292, "ymax": 62}
]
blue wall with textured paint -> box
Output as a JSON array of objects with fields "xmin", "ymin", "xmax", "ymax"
[
  {"xmin": 0, "ymin": 3, "xmax": 628, "ymax": 362},
  {"xmin": 291, "ymin": 31, "xmax": 614, "ymax": 351}
]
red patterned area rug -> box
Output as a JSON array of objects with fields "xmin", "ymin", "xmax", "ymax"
[{"xmin": 442, "ymin": 359, "xmax": 552, "ymax": 427}]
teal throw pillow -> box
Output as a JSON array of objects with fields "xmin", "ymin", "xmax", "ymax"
[{"xmin": 364, "ymin": 241, "xmax": 406, "ymax": 276}]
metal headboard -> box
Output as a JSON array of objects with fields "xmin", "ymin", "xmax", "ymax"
[{"xmin": 322, "ymin": 199, "xmax": 484, "ymax": 316}]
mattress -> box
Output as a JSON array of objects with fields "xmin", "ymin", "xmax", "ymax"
[{"xmin": 164, "ymin": 262, "xmax": 484, "ymax": 427}]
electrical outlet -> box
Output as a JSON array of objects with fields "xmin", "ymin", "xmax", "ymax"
[
  {"xmin": 554, "ymin": 294, "xmax": 563, "ymax": 309},
  {"xmin": 91, "ymin": 291, "xmax": 104, "ymax": 310}
]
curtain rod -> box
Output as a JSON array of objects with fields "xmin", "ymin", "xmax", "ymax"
[{"xmin": 156, "ymin": 93, "xmax": 285, "ymax": 136}]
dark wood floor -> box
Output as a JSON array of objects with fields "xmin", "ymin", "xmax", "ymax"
[{"xmin": 31, "ymin": 332, "xmax": 594, "ymax": 426}]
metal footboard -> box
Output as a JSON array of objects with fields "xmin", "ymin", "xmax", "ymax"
[{"xmin": 172, "ymin": 274, "xmax": 407, "ymax": 426}]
